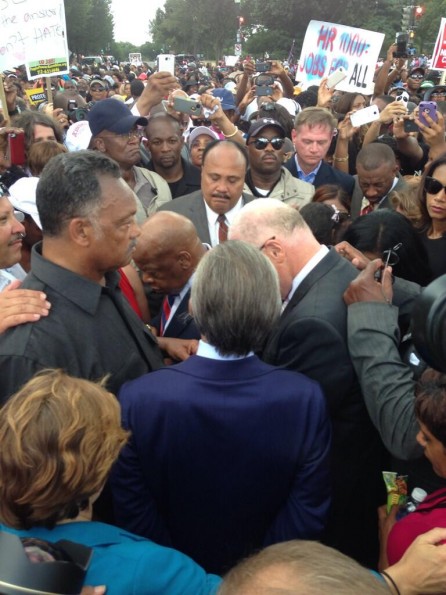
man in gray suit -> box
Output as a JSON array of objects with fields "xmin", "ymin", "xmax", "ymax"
[{"xmin": 158, "ymin": 140, "xmax": 254, "ymax": 246}]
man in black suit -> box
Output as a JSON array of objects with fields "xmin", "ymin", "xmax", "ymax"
[
  {"xmin": 229, "ymin": 199, "xmax": 386, "ymax": 567},
  {"xmin": 284, "ymin": 107, "xmax": 355, "ymax": 197},
  {"xmin": 133, "ymin": 211, "xmax": 203, "ymax": 345},
  {"xmin": 158, "ymin": 140, "xmax": 254, "ymax": 246}
]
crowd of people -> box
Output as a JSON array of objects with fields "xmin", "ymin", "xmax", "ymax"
[{"xmin": 1, "ymin": 43, "xmax": 446, "ymax": 593}]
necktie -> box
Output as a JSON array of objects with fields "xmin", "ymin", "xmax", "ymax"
[
  {"xmin": 360, "ymin": 203, "xmax": 374, "ymax": 216},
  {"xmin": 160, "ymin": 294, "xmax": 178, "ymax": 336},
  {"xmin": 218, "ymin": 214, "xmax": 228, "ymax": 243}
]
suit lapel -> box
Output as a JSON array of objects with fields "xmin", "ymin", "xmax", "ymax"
[
  {"xmin": 191, "ymin": 195, "xmax": 212, "ymax": 245},
  {"xmin": 165, "ymin": 290, "xmax": 192, "ymax": 337}
]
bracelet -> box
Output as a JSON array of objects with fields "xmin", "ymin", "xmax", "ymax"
[
  {"xmin": 333, "ymin": 155, "xmax": 349, "ymax": 162},
  {"xmin": 223, "ymin": 126, "xmax": 238, "ymax": 138},
  {"xmin": 381, "ymin": 571, "xmax": 401, "ymax": 595}
]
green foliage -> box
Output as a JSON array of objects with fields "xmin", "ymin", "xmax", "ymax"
[{"xmin": 65, "ymin": 0, "xmax": 114, "ymax": 55}]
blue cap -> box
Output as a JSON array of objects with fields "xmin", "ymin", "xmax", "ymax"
[
  {"xmin": 88, "ymin": 98, "xmax": 148, "ymax": 137},
  {"xmin": 211, "ymin": 88, "xmax": 236, "ymax": 111}
]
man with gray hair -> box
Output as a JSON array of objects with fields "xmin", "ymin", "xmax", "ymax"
[
  {"xmin": 229, "ymin": 199, "xmax": 386, "ymax": 566},
  {"xmin": 112, "ymin": 240, "xmax": 331, "ymax": 575},
  {"xmin": 0, "ymin": 150, "xmax": 164, "ymax": 405}
]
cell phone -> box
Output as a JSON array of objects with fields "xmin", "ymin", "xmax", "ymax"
[
  {"xmin": 8, "ymin": 132, "xmax": 25, "ymax": 166},
  {"xmin": 254, "ymin": 74, "xmax": 274, "ymax": 86},
  {"xmin": 256, "ymin": 61, "xmax": 272, "ymax": 73},
  {"xmin": 393, "ymin": 32, "xmax": 408, "ymax": 58},
  {"xmin": 256, "ymin": 86, "xmax": 273, "ymax": 97},
  {"xmin": 67, "ymin": 99, "xmax": 77, "ymax": 110},
  {"xmin": 403, "ymin": 118, "xmax": 419, "ymax": 133},
  {"xmin": 173, "ymin": 96, "xmax": 202, "ymax": 115},
  {"xmin": 350, "ymin": 104, "xmax": 380, "ymax": 127},
  {"xmin": 418, "ymin": 101, "xmax": 438, "ymax": 126},
  {"xmin": 326, "ymin": 67, "xmax": 347, "ymax": 90},
  {"xmin": 157, "ymin": 54, "xmax": 176, "ymax": 76}
]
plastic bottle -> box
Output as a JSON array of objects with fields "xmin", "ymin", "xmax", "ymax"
[{"xmin": 397, "ymin": 487, "xmax": 428, "ymax": 520}]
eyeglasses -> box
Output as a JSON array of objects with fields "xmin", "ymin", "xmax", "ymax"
[
  {"xmin": 425, "ymin": 176, "xmax": 446, "ymax": 195},
  {"xmin": 13, "ymin": 210, "xmax": 25, "ymax": 222},
  {"xmin": 410, "ymin": 74, "xmax": 424, "ymax": 80},
  {"xmin": 90, "ymin": 85, "xmax": 106, "ymax": 92},
  {"xmin": 259, "ymin": 236, "xmax": 276, "ymax": 251},
  {"xmin": 382, "ymin": 243, "xmax": 402, "ymax": 267},
  {"xmin": 101, "ymin": 129, "xmax": 144, "ymax": 141},
  {"xmin": 250, "ymin": 137, "xmax": 285, "ymax": 150}
]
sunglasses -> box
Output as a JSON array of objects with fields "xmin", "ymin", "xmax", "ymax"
[
  {"xmin": 250, "ymin": 137, "xmax": 285, "ymax": 150},
  {"xmin": 425, "ymin": 176, "xmax": 446, "ymax": 194},
  {"xmin": 410, "ymin": 74, "xmax": 424, "ymax": 80}
]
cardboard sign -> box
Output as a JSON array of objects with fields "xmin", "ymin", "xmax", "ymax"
[
  {"xmin": 0, "ymin": 0, "xmax": 69, "ymax": 79},
  {"xmin": 431, "ymin": 18, "xmax": 446, "ymax": 71},
  {"xmin": 297, "ymin": 20, "xmax": 384, "ymax": 93},
  {"xmin": 25, "ymin": 87, "xmax": 46, "ymax": 106}
]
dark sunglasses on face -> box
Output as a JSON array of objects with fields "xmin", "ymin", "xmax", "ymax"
[
  {"xmin": 250, "ymin": 137, "xmax": 285, "ymax": 150},
  {"xmin": 425, "ymin": 176, "xmax": 446, "ymax": 194},
  {"xmin": 410, "ymin": 74, "xmax": 424, "ymax": 80}
]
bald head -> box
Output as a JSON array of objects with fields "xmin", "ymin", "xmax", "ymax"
[{"xmin": 134, "ymin": 211, "xmax": 205, "ymax": 294}]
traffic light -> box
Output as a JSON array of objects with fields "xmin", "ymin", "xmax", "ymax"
[
  {"xmin": 401, "ymin": 6, "xmax": 413, "ymax": 30},
  {"xmin": 238, "ymin": 16, "xmax": 244, "ymax": 27},
  {"xmin": 415, "ymin": 5, "xmax": 424, "ymax": 18}
]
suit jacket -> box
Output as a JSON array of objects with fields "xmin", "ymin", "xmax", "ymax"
[
  {"xmin": 350, "ymin": 175, "xmax": 408, "ymax": 220},
  {"xmin": 284, "ymin": 156, "xmax": 355, "ymax": 197},
  {"xmin": 152, "ymin": 288, "xmax": 199, "ymax": 340},
  {"xmin": 157, "ymin": 190, "xmax": 255, "ymax": 245},
  {"xmin": 111, "ymin": 355, "xmax": 331, "ymax": 575},
  {"xmin": 262, "ymin": 248, "xmax": 386, "ymax": 566}
]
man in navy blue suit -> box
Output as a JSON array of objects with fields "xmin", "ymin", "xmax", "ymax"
[
  {"xmin": 284, "ymin": 107, "xmax": 355, "ymax": 197},
  {"xmin": 111, "ymin": 240, "xmax": 331, "ymax": 575}
]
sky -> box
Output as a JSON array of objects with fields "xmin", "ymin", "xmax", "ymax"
[{"xmin": 111, "ymin": 0, "xmax": 165, "ymax": 45}]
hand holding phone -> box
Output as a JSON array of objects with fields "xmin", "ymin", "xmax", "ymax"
[
  {"xmin": 350, "ymin": 105, "xmax": 380, "ymax": 128},
  {"xmin": 326, "ymin": 67, "xmax": 347, "ymax": 90},
  {"xmin": 8, "ymin": 132, "xmax": 25, "ymax": 166},
  {"xmin": 418, "ymin": 101, "xmax": 438, "ymax": 127}
]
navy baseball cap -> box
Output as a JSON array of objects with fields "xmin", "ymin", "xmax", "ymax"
[
  {"xmin": 88, "ymin": 98, "xmax": 148, "ymax": 137},
  {"xmin": 211, "ymin": 88, "xmax": 236, "ymax": 111}
]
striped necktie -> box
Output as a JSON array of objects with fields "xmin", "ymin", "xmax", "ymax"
[{"xmin": 160, "ymin": 293, "xmax": 178, "ymax": 336}]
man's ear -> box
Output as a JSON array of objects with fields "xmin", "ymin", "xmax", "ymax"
[
  {"xmin": 178, "ymin": 250, "xmax": 192, "ymax": 270},
  {"xmin": 92, "ymin": 137, "xmax": 106, "ymax": 153},
  {"xmin": 67, "ymin": 217, "xmax": 95, "ymax": 247}
]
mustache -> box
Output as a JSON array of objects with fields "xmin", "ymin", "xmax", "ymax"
[
  {"xmin": 8, "ymin": 232, "xmax": 25, "ymax": 245},
  {"xmin": 212, "ymin": 193, "xmax": 230, "ymax": 199}
]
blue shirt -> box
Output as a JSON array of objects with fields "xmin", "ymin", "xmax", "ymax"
[{"xmin": 295, "ymin": 155, "xmax": 322, "ymax": 185}]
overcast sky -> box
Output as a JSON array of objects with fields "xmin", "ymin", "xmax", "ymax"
[{"xmin": 111, "ymin": 0, "xmax": 166, "ymax": 45}]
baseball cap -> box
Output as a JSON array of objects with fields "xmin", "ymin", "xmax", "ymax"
[
  {"xmin": 89, "ymin": 79, "xmax": 107, "ymax": 89},
  {"xmin": 65, "ymin": 120, "xmax": 93, "ymax": 151},
  {"xmin": 8, "ymin": 177, "xmax": 41, "ymax": 229},
  {"xmin": 420, "ymin": 80, "xmax": 434, "ymax": 89},
  {"xmin": 88, "ymin": 98, "xmax": 148, "ymax": 136},
  {"xmin": 188, "ymin": 126, "xmax": 219, "ymax": 146},
  {"xmin": 246, "ymin": 118, "xmax": 286, "ymax": 141},
  {"xmin": 211, "ymin": 88, "xmax": 236, "ymax": 111}
]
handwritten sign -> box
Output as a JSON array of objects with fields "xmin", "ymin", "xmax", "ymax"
[
  {"xmin": 25, "ymin": 86, "xmax": 46, "ymax": 106},
  {"xmin": 431, "ymin": 18, "xmax": 446, "ymax": 71},
  {"xmin": 0, "ymin": 0, "xmax": 69, "ymax": 79},
  {"xmin": 297, "ymin": 21, "xmax": 384, "ymax": 93}
]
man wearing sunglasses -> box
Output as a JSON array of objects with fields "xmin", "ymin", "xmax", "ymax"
[
  {"xmin": 406, "ymin": 67, "xmax": 426, "ymax": 98},
  {"xmin": 244, "ymin": 118, "xmax": 315, "ymax": 209},
  {"xmin": 0, "ymin": 183, "xmax": 51, "ymax": 333}
]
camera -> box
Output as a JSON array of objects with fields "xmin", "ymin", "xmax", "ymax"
[{"xmin": 256, "ymin": 61, "xmax": 272, "ymax": 73}]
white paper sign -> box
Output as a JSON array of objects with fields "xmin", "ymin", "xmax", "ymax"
[
  {"xmin": 0, "ymin": 0, "xmax": 69, "ymax": 78},
  {"xmin": 297, "ymin": 20, "xmax": 384, "ymax": 94}
]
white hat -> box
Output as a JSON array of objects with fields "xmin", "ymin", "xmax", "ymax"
[
  {"xmin": 65, "ymin": 121, "xmax": 93, "ymax": 152},
  {"xmin": 8, "ymin": 177, "xmax": 41, "ymax": 229},
  {"xmin": 276, "ymin": 97, "xmax": 301, "ymax": 116},
  {"xmin": 188, "ymin": 126, "xmax": 219, "ymax": 146}
]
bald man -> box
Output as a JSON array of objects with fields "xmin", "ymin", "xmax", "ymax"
[{"xmin": 133, "ymin": 211, "xmax": 204, "ymax": 341}]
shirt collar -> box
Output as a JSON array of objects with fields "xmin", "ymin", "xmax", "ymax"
[
  {"xmin": 30, "ymin": 243, "xmax": 121, "ymax": 315},
  {"xmin": 284, "ymin": 245, "xmax": 329, "ymax": 306},
  {"xmin": 197, "ymin": 339, "xmax": 254, "ymax": 361},
  {"xmin": 294, "ymin": 155, "xmax": 322, "ymax": 183}
]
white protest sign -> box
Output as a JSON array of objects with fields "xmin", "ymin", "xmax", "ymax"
[
  {"xmin": 297, "ymin": 21, "xmax": 384, "ymax": 94},
  {"xmin": 0, "ymin": 0, "xmax": 69, "ymax": 79},
  {"xmin": 431, "ymin": 18, "xmax": 446, "ymax": 71},
  {"xmin": 129, "ymin": 52, "xmax": 142, "ymax": 66}
]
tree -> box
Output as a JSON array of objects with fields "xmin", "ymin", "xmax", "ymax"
[{"xmin": 65, "ymin": 0, "xmax": 115, "ymax": 55}]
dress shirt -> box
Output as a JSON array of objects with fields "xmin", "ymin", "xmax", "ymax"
[
  {"xmin": 196, "ymin": 339, "xmax": 254, "ymax": 360},
  {"xmin": 0, "ymin": 263, "xmax": 26, "ymax": 291},
  {"xmin": 283, "ymin": 245, "xmax": 329, "ymax": 309},
  {"xmin": 204, "ymin": 198, "xmax": 244, "ymax": 247},
  {"xmin": 295, "ymin": 155, "xmax": 322, "ymax": 185},
  {"xmin": 0, "ymin": 243, "xmax": 164, "ymax": 405}
]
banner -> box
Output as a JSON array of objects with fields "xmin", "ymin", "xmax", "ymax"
[
  {"xmin": 0, "ymin": 1, "xmax": 69, "ymax": 79},
  {"xmin": 297, "ymin": 21, "xmax": 384, "ymax": 93},
  {"xmin": 431, "ymin": 18, "xmax": 446, "ymax": 71}
]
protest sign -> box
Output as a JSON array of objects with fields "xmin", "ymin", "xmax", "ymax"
[
  {"xmin": 25, "ymin": 87, "xmax": 46, "ymax": 106},
  {"xmin": 129, "ymin": 53, "xmax": 142, "ymax": 66},
  {"xmin": 0, "ymin": 0, "xmax": 69, "ymax": 79},
  {"xmin": 431, "ymin": 18, "xmax": 446, "ymax": 71},
  {"xmin": 297, "ymin": 21, "xmax": 384, "ymax": 93}
]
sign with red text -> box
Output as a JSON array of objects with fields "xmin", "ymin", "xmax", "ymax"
[
  {"xmin": 0, "ymin": 0, "xmax": 69, "ymax": 79},
  {"xmin": 431, "ymin": 18, "xmax": 446, "ymax": 70},
  {"xmin": 297, "ymin": 21, "xmax": 384, "ymax": 93}
]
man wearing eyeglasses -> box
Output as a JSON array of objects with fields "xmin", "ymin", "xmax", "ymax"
[
  {"xmin": 0, "ymin": 184, "xmax": 51, "ymax": 332},
  {"xmin": 89, "ymin": 98, "xmax": 172, "ymax": 221},
  {"xmin": 244, "ymin": 118, "xmax": 314, "ymax": 208}
]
